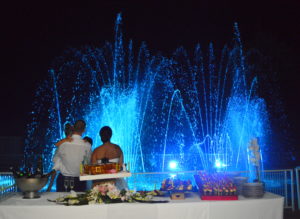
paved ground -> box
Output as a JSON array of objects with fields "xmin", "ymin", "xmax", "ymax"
[{"xmin": 284, "ymin": 209, "xmax": 300, "ymax": 219}]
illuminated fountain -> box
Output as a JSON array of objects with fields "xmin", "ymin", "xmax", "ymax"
[{"xmin": 25, "ymin": 14, "xmax": 269, "ymax": 181}]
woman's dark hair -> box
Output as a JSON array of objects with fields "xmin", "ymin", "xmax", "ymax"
[{"xmin": 99, "ymin": 126, "xmax": 112, "ymax": 143}]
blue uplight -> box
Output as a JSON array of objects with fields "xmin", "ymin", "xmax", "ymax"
[
  {"xmin": 169, "ymin": 161, "xmax": 178, "ymax": 170},
  {"xmin": 170, "ymin": 174, "xmax": 177, "ymax": 179},
  {"xmin": 214, "ymin": 159, "xmax": 226, "ymax": 168}
]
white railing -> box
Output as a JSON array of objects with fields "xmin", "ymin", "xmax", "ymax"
[
  {"xmin": 262, "ymin": 169, "xmax": 294, "ymax": 211},
  {"xmin": 1, "ymin": 169, "xmax": 296, "ymax": 211},
  {"xmin": 295, "ymin": 166, "xmax": 300, "ymax": 210}
]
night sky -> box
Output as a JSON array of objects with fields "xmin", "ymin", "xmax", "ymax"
[{"xmin": 1, "ymin": 1, "xmax": 300, "ymax": 153}]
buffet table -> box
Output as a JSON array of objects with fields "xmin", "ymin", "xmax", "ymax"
[{"xmin": 0, "ymin": 192, "xmax": 283, "ymax": 219}]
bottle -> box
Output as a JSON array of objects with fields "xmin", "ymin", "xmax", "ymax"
[
  {"xmin": 9, "ymin": 166, "xmax": 18, "ymax": 178},
  {"xmin": 35, "ymin": 155, "xmax": 44, "ymax": 177},
  {"xmin": 17, "ymin": 170, "xmax": 25, "ymax": 178},
  {"xmin": 17, "ymin": 167, "xmax": 25, "ymax": 178},
  {"xmin": 127, "ymin": 162, "xmax": 130, "ymax": 172},
  {"xmin": 84, "ymin": 150, "xmax": 89, "ymax": 165},
  {"xmin": 82, "ymin": 151, "xmax": 86, "ymax": 165},
  {"xmin": 122, "ymin": 163, "xmax": 126, "ymax": 172},
  {"xmin": 26, "ymin": 166, "xmax": 34, "ymax": 178},
  {"xmin": 80, "ymin": 161, "xmax": 84, "ymax": 175}
]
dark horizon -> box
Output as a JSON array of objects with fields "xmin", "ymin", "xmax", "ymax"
[{"xmin": 1, "ymin": 1, "xmax": 299, "ymax": 157}]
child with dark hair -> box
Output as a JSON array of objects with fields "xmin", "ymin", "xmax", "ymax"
[{"xmin": 83, "ymin": 136, "xmax": 93, "ymax": 146}]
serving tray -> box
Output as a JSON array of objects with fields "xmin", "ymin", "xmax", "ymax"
[
  {"xmin": 200, "ymin": 195, "xmax": 238, "ymax": 200},
  {"xmin": 79, "ymin": 172, "xmax": 131, "ymax": 181}
]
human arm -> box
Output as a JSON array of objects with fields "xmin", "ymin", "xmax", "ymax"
[
  {"xmin": 55, "ymin": 137, "xmax": 72, "ymax": 147},
  {"xmin": 53, "ymin": 143, "xmax": 64, "ymax": 163},
  {"xmin": 91, "ymin": 147, "xmax": 106, "ymax": 164},
  {"xmin": 46, "ymin": 170, "xmax": 57, "ymax": 192}
]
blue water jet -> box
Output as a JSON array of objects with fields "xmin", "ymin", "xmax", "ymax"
[{"xmin": 25, "ymin": 14, "xmax": 270, "ymax": 181}]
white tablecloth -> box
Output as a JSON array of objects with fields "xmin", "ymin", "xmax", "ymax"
[{"xmin": 0, "ymin": 192, "xmax": 284, "ymax": 219}]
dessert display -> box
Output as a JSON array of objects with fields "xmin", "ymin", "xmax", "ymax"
[
  {"xmin": 160, "ymin": 178, "xmax": 193, "ymax": 200},
  {"xmin": 83, "ymin": 163, "xmax": 121, "ymax": 175},
  {"xmin": 79, "ymin": 163, "xmax": 131, "ymax": 181},
  {"xmin": 160, "ymin": 178, "xmax": 193, "ymax": 192},
  {"xmin": 194, "ymin": 172, "xmax": 238, "ymax": 200}
]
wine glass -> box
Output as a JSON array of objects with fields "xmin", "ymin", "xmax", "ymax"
[
  {"xmin": 4, "ymin": 175, "xmax": 8, "ymax": 198},
  {"xmin": 69, "ymin": 178, "xmax": 74, "ymax": 191},
  {"xmin": 0, "ymin": 175, "xmax": 4, "ymax": 200},
  {"xmin": 64, "ymin": 177, "xmax": 69, "ymax": 192}
]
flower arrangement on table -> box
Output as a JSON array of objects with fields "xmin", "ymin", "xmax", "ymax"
[
  {"xmin": 248, "ymin": 138, "xmax": 262, "ymax": 182},
  {"xmin": 51, "ymin": 183, "xmax": 167, "ymax": 206},
  {"xmin": 194, "ymin": 172, "xmax": 238, "ymax": 200}
]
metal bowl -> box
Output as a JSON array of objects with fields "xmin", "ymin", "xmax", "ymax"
[{"xmin": 15, "ymin": 177, "xmax": 49, "ymax": 199}]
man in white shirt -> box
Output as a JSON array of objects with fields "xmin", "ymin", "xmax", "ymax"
[{"xmin": 54, "ymin": 120, "xmax": 91, "ymax": 191}]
